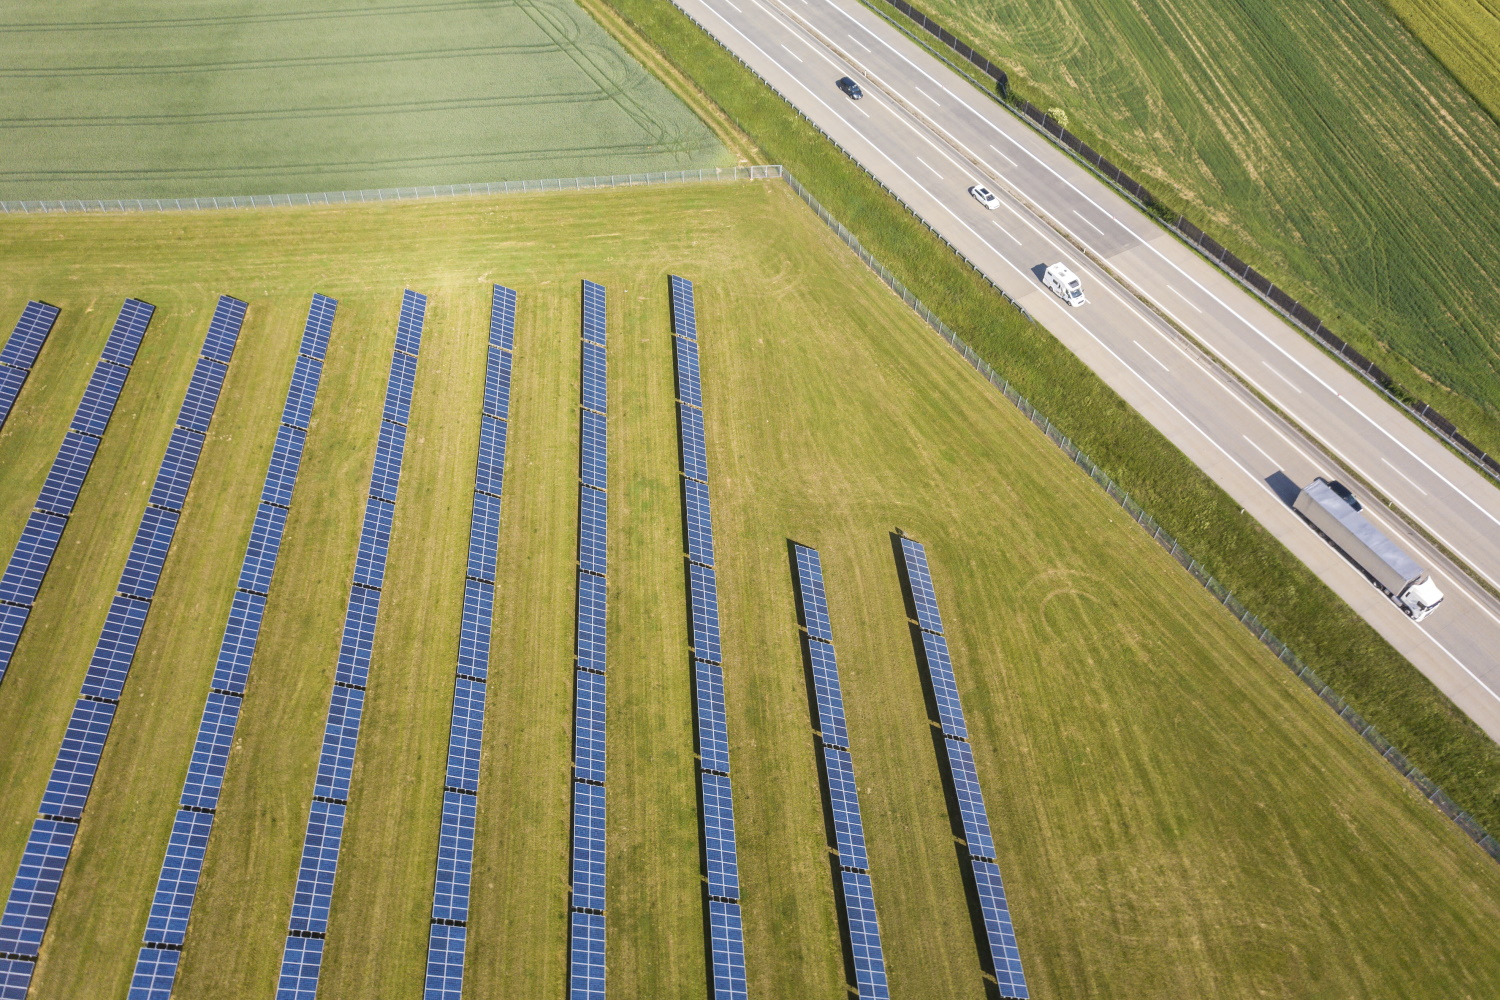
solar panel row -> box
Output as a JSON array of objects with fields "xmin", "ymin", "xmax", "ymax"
[
  {"xmin": 130, "ymin": 296, "xmax": 336, "ymax": 1000},
  {"xmin": 425, "ymin": 286, "xmax": 516, "ymax": 1000},
  {"xmin": 670, "ymin": 276, "xmax": 748, "ymax": 1000},
  {"xmin": 582, "ymin": 280, "xmax": 607, "ymax": 346},
  {"xmin": 277, "ymin": 293, "xmax": 423, "ymax": 1000},
  {"xmin": 0, "ymin": 299, "xmax": 242, "ymax": 997},
  {"xmin": 582, "ymin": 340, "xmax": 607, "ymax": 414},
  {"xmin": 791, "ymin": 544, "xmax": 891, "ymax": 999},
  {"xmin": 0, "ymin": 300, "xmax": 156, "ymax": 692},
  {"xmin": 149, "ymin": 428, "xmax": 206, "ymax": 513},
  {"xmin": 897, "ymin": 538, "xmax": 1028, "ymax": 999}
]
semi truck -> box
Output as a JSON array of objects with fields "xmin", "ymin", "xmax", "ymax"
[{"xmin": 1293, "ymin": 477, "xmax": 1444, "ymax": 622}]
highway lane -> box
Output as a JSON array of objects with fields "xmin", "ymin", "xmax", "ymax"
[{"xmin": 669, "ymin": 0, "xmax": 1500, "ymax": 740}]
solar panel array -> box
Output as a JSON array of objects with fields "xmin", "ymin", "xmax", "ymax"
[
  {"xmin": 0, "ymin": 299, "xmax": 154, "ymax": 692},
  {"xmin": 0, "ymin": 297, "xmax": 242, "ymax": 1000},
  {"xmin": 897, "ymin": 537, "xmax": 1028, "ymax": 998},
  {"xmin": 569, "ymin": 280, "xmax": 609, "ymax": 1000},
  {"xmin": 423, "ymin": 284, "xmax": 517, "ymax": 1000},
  {"xmin": 670, "ymin": 275, "xmax": 748, "ymax": 1000},
  {"xmin": 121, "ymin": 293, "xmax": 335, "ymax": 1000},
  {"xmin": 275, "ymin": 290, "xmax": 426, "ymax": 1000},
  {"xmin": 791, "ymin": 544, "xmax": 890, "ymax": 999},
  {"xmin": 0, "ymin": 301, "xmax": 60, "ymax": 432}
]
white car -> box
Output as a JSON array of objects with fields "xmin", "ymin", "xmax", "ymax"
[
  {"xmin": 1043, "ymin": 262, "xmax": 1086, "ymax": 306},
  {"xmin": 969, "ymin": 184, "xmax": 999, "ymax": 210}
]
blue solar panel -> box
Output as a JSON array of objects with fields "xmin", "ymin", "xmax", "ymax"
[
  {"xmin": 39, "ymin": 697, "xmax": 116, "ymax": 819},
  {"xmin": 673, "ymin": 335, "xmax": 703, "ymax": 409},
  {"xmin": 806, "ymin": 639, "xmax": 849, "ymax": 750},
  {"xmin": 262, "ymin": 424, "xmax": 307, "ymax": 508},
  {"xmin": 118, "ymin": 506, "xmax": 180, "ymax": 600},
  {"xmin": 581, "ymin": 340, "xmax": 607, "ymax": 414},
  {"xmin": 287, "ymin": 799, "xmax": 345, "ymax": 935},
  {"xmin": 300, "ymin": 294, "xmax": 338, "ymax": 361},
  {"xmin": 369, "ymin": 419, "xmax": 408, "ymax": 503},
  {"xmin": 238, "ymin": 502, "xmax": 289, "ymax": 596},
  {"xmin": 570, "ymin": 781, "xmax": 607, "ymax": 911},
  {"xmin": 176, "ymin": 357, "xmax": 229, "ymax": 434},
  {"xmin": 688, "ymin": 563, "xmax": 722, "ymax": 664},
  {"xmin": 466, "ymin": 492, "xmax": 502, "ymax": 584},
  {"xmin": 335, "ymin": 584, "xmax": 382, "ymax": 688},
  {"xmin": 199, "ymin": 296, "xmax": 247, "ymax": 365},
  {"xmin": 581, "ymin": 281, "xmax": 606, "ymax": 346},
  {"xmin": 0, "ymin": 511, "xmax": 67, "ymax": 607},
  {"xmin": 668, "ymin": 276, "xmax": 698, "ymax": 342},
  {"xmin": 433, "ymin": 790, "xmax": 477, "ymax": 922},
  {"xmin": 707, "ymin": 899, "xmax": 748, "ymax": 1000},
  {"xmin": 34, "ymin": 432, "xmax": 100, "ymax": 517},
  {"xmin": 276, "ymin": 931, "xmax": 325, "ymax": 1000},
  {"xmin": 682, "ymin": 478, "xmax": 715, "ymax": 567},
  {"xmin": 0, "ymin": 366, "xmax": 29, "ymax": 430},
  {"xmin": 694, "ymin": 659, "xmax": 731, "ymax": 774},
  {"xmin": 353, "ymin": 498, "xmax": 395, "ymax": 590},
  {"xmin": 70, "ymin": 360, "xmax": 129, "ymax": 437},
  {"xmin": 446, "ymin": 677, "xmax": 486, "ymax": 793},
  {"xmin": 899, "ymin": 537, "xmax": 945, "ymax": 634},
  {"xmin": 314, "ymin": 684, "xmax": 366, "ymax": 802},
  {"xmin": 823, "ymin": 747, "xmax": 869, "ymax": 871},
  {"xmin": 580, "ymin": 409, "xmax": 607, "ymax": 490},
  {"xmin": 971, "ymin": 859, "xmax": 1028, "ymax": 998},
  {"xmin": 490, "ymin": 285, "xmax": 517, "ymax": 353},
  {"xmin": 0, "ymin": 819, "xmax": 76, "ymax": 958},
  {"xmin": 457, "ymin": 579, "xmax": 493, "ymax": 681},
  {"xmin": 212, "ymin": 590, "xmax": 267, "ymax": 694},
  {"xmin": 840, "ymin": 870, "xmax": 890, "ymax": 999},
  {"xmin": 944, "ymin": 738, "xmax": 997, "ymax": 861},
  {"xmin": 569, "ymin": 910, "xmax": 606, "ymax": 1000},
  {"xmin": 701, "ymin": 771, "xmax": 740, "ymax": 899},
  {"xmin": 918, "ymin": 630, "xmax": 968, "ymax": 741},
  {"xmin": 180, "ymin": 692, "xmax": 242, "ymax": 811},
  {"xmin": 100, "ymin": 299, "xmax": 155, "ymax": 368},
  {"xmin": 80, "ymin": 594, "xmax": 151, "ymax": 701},
  {"xmin": 576, "ymin": 571, "xmax": 607, "ymax": 673},
  {"xmin": 141, "ymin": 809, "xmax": 216, "ymax": 946},
  {"xmin": 148, "ymin": 427, "xmax": 206, "ymax": 513},
  {"xmin": 281, "ymin": 354, "xmax": 324, "ymax": 431},
  {"xmin": 679, "ymin": 403, "xmax": 708, "ymax": 484},
  {"xmin": 128, "ymin": 944, "xmax": 180, "ymax": 1000},
  {"xmin": 476, "ymin": 415, "xmax": 508, "ymax": 497},
  {"xmin": 383, "ymin": 351, "xmax": 418, "ymax": 426},
  {"xmin": 484, "ymin": 349, "xmax": 513, "ymax": 422},
  {"xmin": 0, "ymin": 301, "xmax": 60, "ymax": 371},
  {"xmin": 0, "ymin": 604, "xmax": 30, "ymax": 687},
  {"xmin": 578, "ymin": 486, "xmax": 608, "ymax": 576},
  {"xmin": 573, "ymin": 668, "xmax": 607, "ymax": 784},
  {"xmin": 425, "ymin": 921, "xmax": 467, "ymax": 1000},
  {"xmin": 794, "ymin": 545, "xmax": 833, "ymax": 642},
  {"xmin": 396, "ymin": 290, "xmax": 427, "ymax": 356}
]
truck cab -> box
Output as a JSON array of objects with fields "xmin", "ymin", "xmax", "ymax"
[{"xmin": 1043, "ymin": 263, "xmax": 1085, "ymax": 306}]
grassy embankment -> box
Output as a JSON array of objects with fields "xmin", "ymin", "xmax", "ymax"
[{"xmin": 1, "ymin": 187, "xmax": 1498, "ymax": 998}]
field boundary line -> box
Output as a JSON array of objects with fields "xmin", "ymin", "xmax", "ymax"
[{"xmin": 776, "ymin": 165, "xmax": 1500, "ymax": 867}]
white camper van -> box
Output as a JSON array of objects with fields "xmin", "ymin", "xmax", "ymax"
[{"xmin": 1043, "ymin": 263, "xmax": 1085, "ymax": 306}]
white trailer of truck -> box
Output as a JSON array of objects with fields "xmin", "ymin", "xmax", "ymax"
[{"xmin": 1293, "ymin": 477, "xmax": 1444, "ymax": 622}]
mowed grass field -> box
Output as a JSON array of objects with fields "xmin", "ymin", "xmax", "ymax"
[
  {"xmin": 0, "ymin": 0, "xmax": 730, "ymax": 201},
  {"xmin": 913, "ymin": 0, "xmax": 1500, "ymax": 454},
  {"xmin": 0, "ymin": 183, "xmax": 1498, "ymax": 999}
]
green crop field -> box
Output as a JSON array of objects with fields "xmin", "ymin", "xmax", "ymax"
[
  {"xmin": 908, "ymin": 0, "xmax": 1500, "ymax": 455},
  {"xmin": 0, "ymin": 0, "xmax": 730, "ymax": 202},
  {"xmin": 1, "ymin": 184, "xmax": 1498, "ymax": 999},
  {"xmin": 1380, "ymin": 0, "xmax": 1500, "ymax": 121}
]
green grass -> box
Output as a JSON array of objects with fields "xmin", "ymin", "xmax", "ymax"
[
  {"xmin": 879, "ymin": 0, "xmax": 1500, "ymax": 457},
  {"xmin": 1, "ymin": 183, "xmax": 1499, "ymax": 998},
  {"xmin": 0, "ymin": 0, "xmax": 730, "ymax": 201},
  {"xmin": 1378, "ymin": 0, "xmax": 1500, "ymax": 122}
]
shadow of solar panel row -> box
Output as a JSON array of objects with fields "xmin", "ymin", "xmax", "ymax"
[
  {"xmin": 668, "ymin": 275, "xmax": 698, "ymax": 341},
  {"xmin": 0, "ymin": 304, "xmax": 61, "ymax": 428},
  {"xmin": 35, "ymin": 432, "xmax": 101, "ymax": 517},
  {"xmin": 80, "ymin": 595, "xmax": 151, "ymax": 701},
  {"xmin": 678, "ymin": 403, "xmax": 708, "ymax": 484},
  {"xmin": 426, "ymin": 922, "xmax": 467, "ymax": 1000},
  {"xmin": 944, "ymin": 738, "xmax": 997, "ymax": 862},
  {"xmin": 383, "ymin": 352, "xmax": 418, "ymax": 426},
  {"xmin": 447, "ymin": 677, "xmax": 487, "ymax": 793},
  {"xmin": 313, "ymin": 684, "xmax": 366, "ymax": 803},
  {"xmin": 682, "ymin": 478, "xmax": 715, "ymax": 567},
  {"xmin": 573, "ymin": 668, "xmax": 607, "ymax": 784},
  {"xmin": 694, "ymin": 660, "xmax": 731, "ymax": 774},
  {"xmin": 148, "ymin": 428, "xmax": 206, "ymax": 513},
  {"xmin": 672, "ymin": 334, "xmax": 702, "ymax": 409},
  {"xmin": 261, "ymin": 425, "xmax": 307, "ymax": 508},
  {"xmin": 466, "ymin": 494, "xmax": 502, "ymax": 585},
  {"xmin": 476, "ymin": 415, "xmax": 508, "ymax": 498},
  {"xmin": 582, "ymin": 280, "xmax": 607, "ymax": 346},
  {"xmin": 918, "ymin": 630, "xmax": 969, "ymax": 741},
  {"xmin": 576, "ymin": 571, "xmax": 607, "ymax": 674},
  {"xmin": 707, "ymin": 899, "xmax": 748, "ymax": 1000},
  {"xmin": 701, "ymin": 771, "xmax": 740, "ymax": 899},
  {"xmin": 570, "ymin": 782, "xmax": 607, "ymax": 911},
  {"xmin": 281, "ymin": 355, "xmax": 324, "ymax": 431},
  {"xmin": 582, "ymin": 339, "xmax": 607, "ymax": 414},
  {"xmin": 433, "ymin": 791, "xmax": 477, "ymax": 923},
  {"xmin": 688, "ymin": 563, "xmax": 722, "ymax": 664},
  {"xmin": 484, "ymin": 346, "xmax": 513, "ymax": 421},
  {"xmin": 823, "ymin": 747, "xmax": 871, "ymax": 872},
  {"xmin": 140, "ymin": 809, "xmax": 216, "ymax": 947},
  {"xmin": 287, "ymin": 800, "xmax": 346, "ymax": 937},
  {"xmin": 579, "ymin": 409, "xmax": 606, "ymax": 491},
  {"xmin": 0, "ymin": 819, "xmax": 76, "ymax": 959},
  {"xmin": 0, "ymin": 511, "xmax": 67, "ymax": 608},
  {"xmin": 395, "ymin": 289, "xmax": 427, "ymax": 357},
  {"xmin": 353, "ymin": 497, "xmax": 395, "ymax": 590},
  {"xmin": 570, "ymin": 910, "xmax": 606, "ymax": 1000},
  {"xmin": 457, "ymin": 579, "xmax": 494, "ymax": 682},
  {"xmin": 579, "ymin": 486, "xmax": 608, "ymax": 576},
  {"xmin": 805, "ymin": 639, "xmax": 849, "ymax": 749},
  {"xmin": 899, "ymin": 537, "xmax": 945, "ymax": 635},
  {"xmin": 276, "ymin": 933, "xmax": 324, "ymax": 1000},
  {"xmin": 840, "ymin": 870, "xmax": 891, "ymax": 999}
]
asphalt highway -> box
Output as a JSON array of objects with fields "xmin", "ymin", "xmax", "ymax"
[{"xmin": 670, "ymin": 0, "xmax": 1500, "ymax": 741}]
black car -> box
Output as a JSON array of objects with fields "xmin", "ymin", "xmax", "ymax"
[{"xmin": 836, "ymin": 76, "xmax": 863, "ymax": 100}]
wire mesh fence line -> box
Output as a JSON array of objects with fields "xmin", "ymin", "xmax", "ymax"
[
  {"xmin": 0, "ymin": 166, "xmax": 785, "ymax": 215},
  {"xmin": 776, "ymin": 168, "xmax": 1500, "ymax": 867}
]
